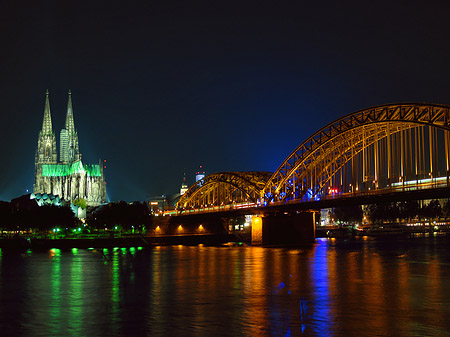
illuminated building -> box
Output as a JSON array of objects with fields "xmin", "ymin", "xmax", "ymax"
[
  {"xmin": 33, "ymin": 90, "xmax": 107, "ymax": 206},
  {"xmin": 180, "ymin": 172, "xmax": 188, "ymax": 195},
  {"xmin": 196, "ymin": 165, "xmax": 205, "ymax": 182}
]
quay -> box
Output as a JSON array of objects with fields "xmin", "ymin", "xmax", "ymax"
[{"xmin": 0, "ymin": 233, "xmax": 249, "ymax": 251}]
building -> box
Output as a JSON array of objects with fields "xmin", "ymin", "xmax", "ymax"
[
  {"xmin": 196, "ymin": 165, "xmax": 205, "ymax": 182},
  {"xmin": 33, "ymin": 90, "xmax": 107, "ymax": 206},
  {"xmin": 180, "ymin": 172, "xmax": 188, "ymax": 195}
]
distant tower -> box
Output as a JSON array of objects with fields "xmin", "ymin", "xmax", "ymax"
[
  {"xmin": 196, "ymin": 165, "xmax": 205, "ymax": 182},
  {"xmin": 59, "ymin": 90, "xmax": 80, "ymax": 163},
  {"xmin": 34, "ymin": 90, "xmax": 58, "ymax": 193},
  {"xmin": 180, "ymin": 172, "xmax": 188, "ymax": 195}
]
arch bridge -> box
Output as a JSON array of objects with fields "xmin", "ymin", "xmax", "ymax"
[
  {"xmin": 177, "ymin": 171, "xmax": 272, "ymax": 213},
  {"xmin": 176, "ymin": 103, "xmax": 450, "ymax": 213}
]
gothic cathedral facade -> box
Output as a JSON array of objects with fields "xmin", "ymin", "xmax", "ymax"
[{"xmin": 33, "ymin": 90, "xmax": 107, "ymax": 206}]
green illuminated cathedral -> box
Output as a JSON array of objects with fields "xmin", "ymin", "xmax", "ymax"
[{"xmin": 33, "ymin": 90, "xmax": 107, "ymax": 206}]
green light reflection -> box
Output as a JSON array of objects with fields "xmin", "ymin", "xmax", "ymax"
[
  {"xmin": 69, "ymin": 250, "xmax": 83, "ymax": 334},
  {"xmin": 50, "ymin": 248, "xmax": 61, "ymax": 256},
  {"xmin": 111, "ymin": 247, "xmax": 120, "ymax": 334},
  {"xmin": 49, "ymin": 248, "xmax": 61, "ymax": 333}
]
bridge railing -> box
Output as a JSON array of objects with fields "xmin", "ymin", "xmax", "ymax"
[
  {"xmin": 169, "ymin": 176, "xmax": 449, "ymax": 215},
  {"xmin": 265, "ymin": 176, "xmax": 450, "ymax": 207}
]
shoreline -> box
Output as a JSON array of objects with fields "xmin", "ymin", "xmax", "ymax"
[{"xmin": 0, "ymin": 233, "xmax": 249, "ymax": 251}]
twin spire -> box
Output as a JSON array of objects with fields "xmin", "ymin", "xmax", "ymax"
[
  {"xmin": 41, "ymin": 89, "xmax": 75, "ymax": 133},
  {"xmin": 41, "ymin": 89, "xmax": 53, "ymax": 135},
  {"xmin": 39, "ymin": 90, "xmax": 80, "ymax": 164}
]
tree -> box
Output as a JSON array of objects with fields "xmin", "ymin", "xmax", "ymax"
[
  {"xmin": 333, "ymin": 205, "xmax": 363, "ymax": 225},
  {"xmin": 0, "ymin": 201, "xmax": 14, "ymax": 230},
  {"xmin": 33, "ymin": 205, "xmax": 77, "ymax": 231},
  {"xmin": 87, "ymin": 201, "xmax": 152, "ymax": 232},
  {"xmin": 398, "ymin": 200, "xmax": 419, "ymax": 222},
  {"xmin": 366, "ymin": 203, "xmax": 387, "ymax": 224},
  {"xmin": 73, "ymin": 198, "xmax": 87, "ymax": 209},
  {"xmin": 421, "ymin": 200, "xmax": 442, "ymax": 220},
  {"xmin": 443, "ymin": 199, "xmax": 450, "ymax": 218}
]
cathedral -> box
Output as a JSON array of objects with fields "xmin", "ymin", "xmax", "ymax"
[{"xmin": 33, "ymin": 90, "xmax": 107, "ymax": 206}]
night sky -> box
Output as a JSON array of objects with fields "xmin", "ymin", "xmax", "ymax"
[{"xmin": 1, "ymin": 1, "xmax": 450, "ymax": 202}]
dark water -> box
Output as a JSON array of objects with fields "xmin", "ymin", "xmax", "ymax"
[{"xmin": 1, "ymin": 235, "xmax": 450, "ymax": 336}]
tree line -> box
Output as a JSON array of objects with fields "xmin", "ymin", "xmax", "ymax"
[
  {"xmin": 86, "ymin": 201, "xmax": 152, "ymax": 232},
  {"xmin": 0, "ymin": 200, "xmax": 152, "ymax": 233},
  {"xmin": 0, "ymin": 201, "xmax": 77, "ymax": 231}
]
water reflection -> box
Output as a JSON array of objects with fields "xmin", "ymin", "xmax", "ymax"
[
  {"xmin": 310, "ymin": 239, "xmax": 332, "ymax": 336},
  {"xmin": 1, "ymin": 238, "xmax": 450, "ymax": 336}
]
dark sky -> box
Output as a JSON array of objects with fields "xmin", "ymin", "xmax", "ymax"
[{"xmin": 1, "ymin": 0, "xmax": 450, "ymax": 201}]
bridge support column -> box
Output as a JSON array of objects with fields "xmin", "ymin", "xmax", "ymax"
[{"xmin": 251, "ymin": 212, "xmax": 315, "ymax": 246}]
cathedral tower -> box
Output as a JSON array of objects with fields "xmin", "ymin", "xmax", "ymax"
[
  {"xmin": 35, "ymin": 90, "xmax": 57, "ymax": 165},
  {"xmin": 34, "ymin": 90, "xmax": 58, "ymax": 193},
  {"xmin": 60, "ymin": 90, "xmax": 80, "ymax": 163}
]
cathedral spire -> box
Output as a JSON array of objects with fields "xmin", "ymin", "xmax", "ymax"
[
  {"xmin": 60, "ymin": 89, "xmax": 80, "ymax": 163},
  {"xmin": 41, "ymin": 89, "xmax": 53, "ymax": 135},
  {"xmin": 35, "ymin": 90, "xmax": 57, "ymax": 169},
  {"xmin": 65, "ymin": 89, "xmax": 75, "ymax": 133}
]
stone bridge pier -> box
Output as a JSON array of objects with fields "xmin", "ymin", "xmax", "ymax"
[{"xmin": 251, "ymin": 211, "xmax": 316, "ymax": 246}]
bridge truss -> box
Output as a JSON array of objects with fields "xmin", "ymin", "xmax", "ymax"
[
  {"xmin": 177, "ymin": 172, "xmax": 272, "ymax": 212},
  {"xmin": 175, "ymin": 103, "xmax": 450, "ymax": 212},
  {"xmin": 263, "ymin": 103, "xmax": 450, "ymax": 204}
]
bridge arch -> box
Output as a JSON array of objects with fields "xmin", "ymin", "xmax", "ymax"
[
  {"xmin": 263, "ymin": 103, "xmax": 450, "ymax": 203},
  {"xmin": 177, "ymin": 171, "xmax": 272, "ymax": 211}
]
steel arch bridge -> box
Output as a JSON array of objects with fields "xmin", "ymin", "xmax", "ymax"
[
  {"xmin": 176, "ymin": 103, "xmax": 450, "ymax": 212},
  {"xmin": 177, "ymin": 171, "xmax": 272, "ymax": 211},
  {"xmin": 263, "ymin": 103, "xmax": 450, "ymax": 204}
]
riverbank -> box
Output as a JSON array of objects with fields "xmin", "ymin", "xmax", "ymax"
[{"xmin": 0, "ymin": 233, "xmax": 250, "ymax": 251}]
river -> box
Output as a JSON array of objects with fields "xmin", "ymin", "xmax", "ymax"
[{"xmin": 1, "ymin": 234, "xmax": 450, "ymax": 336}]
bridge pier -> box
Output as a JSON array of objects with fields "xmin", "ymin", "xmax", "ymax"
[{"xmin": 251, "ymin": 212, "xmax": 315, "ymax": 246}]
